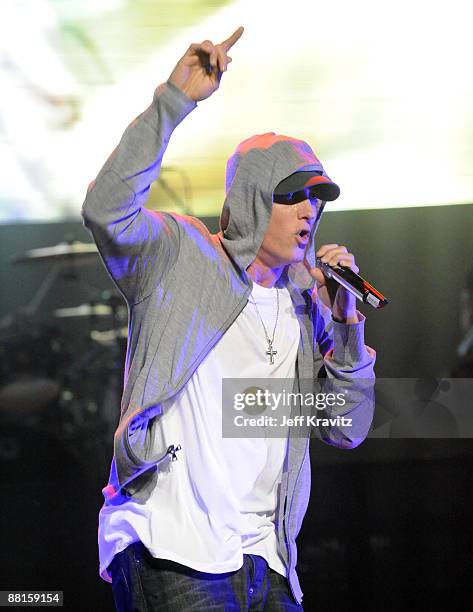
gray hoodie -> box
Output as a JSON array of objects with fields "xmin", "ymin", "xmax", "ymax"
[{"xmin": 82, "ymin": 80, "xmax": 375, "ymax": 604}]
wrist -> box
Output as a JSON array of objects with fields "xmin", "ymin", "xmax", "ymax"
[
  {"xmin": 332, "ymin": 311, "xmax": 359, "ymax": 325},
  {"xmin": 332, "ymin": 288, "xmax": 358, "ymax": 324}
]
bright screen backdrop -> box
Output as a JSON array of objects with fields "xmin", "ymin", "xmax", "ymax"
[{"xmin": 1, "ymin": 0, "xmax": 472, "ymax": 222}]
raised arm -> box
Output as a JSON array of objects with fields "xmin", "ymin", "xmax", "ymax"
[{"xmin": 81, "ymin": 27, "xmax": 244, "ymax": 303}]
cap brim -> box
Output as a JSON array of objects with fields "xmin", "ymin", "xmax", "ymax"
[
  {"xmin": 274, "ymin": 172, "xmax": 340, "ymax": 201},
  {"xmin": 303, "ymin": 176, "xmax": 341, "ymax": 201}
]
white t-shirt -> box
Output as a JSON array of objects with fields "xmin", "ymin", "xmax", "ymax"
[{"xmin": 98, "ymin": 281, "xmax": 300, "ymax": 582}]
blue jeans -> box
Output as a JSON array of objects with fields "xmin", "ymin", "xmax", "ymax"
[{"xmin": 108, "ymin": 541, "xmax": 304, "ymax": 611}]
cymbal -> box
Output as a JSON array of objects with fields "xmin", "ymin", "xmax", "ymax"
[
  {"xmin": 90, "ymin": 327, "xmax": 128, "ymax": 345},
  {"xmin": 11, "ymin": 241, "xmax": 98, "ymax": 265},
  {"xmin": 54, "ymin": 304, "xmax": 113, "ymax": 318}
]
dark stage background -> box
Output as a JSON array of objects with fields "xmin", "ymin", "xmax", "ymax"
[{"xmin": 1, "ymin": 204, "xmax": 472, "ymax": 610}]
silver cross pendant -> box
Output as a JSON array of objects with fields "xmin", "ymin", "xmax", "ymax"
[{"xmin": 266, "ymin": 340, "xmax": 277, "ymax": 365}]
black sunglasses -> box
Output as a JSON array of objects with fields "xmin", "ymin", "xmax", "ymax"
[{"xmin": 273, "ymin": 186, "xmax": 321, "ymax": 205}]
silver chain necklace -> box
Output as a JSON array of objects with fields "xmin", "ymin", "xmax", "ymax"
[{"xmin": 249, "ymin": 288, "xmax": 279, "ymax": 365}]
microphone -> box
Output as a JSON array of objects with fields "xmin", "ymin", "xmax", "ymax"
[{"xmin": 315, "ymin": 258, "xmax": 389, "ymax": 309}]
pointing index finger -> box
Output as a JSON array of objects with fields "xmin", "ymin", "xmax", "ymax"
[{"xmin": 220, "ymin": 26, "xmax": 244, "ymax": 52}]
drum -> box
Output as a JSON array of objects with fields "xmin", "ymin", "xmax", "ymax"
[{"xmin": 0, "ymin": 324, "xmax": 66, "ymax": 418}]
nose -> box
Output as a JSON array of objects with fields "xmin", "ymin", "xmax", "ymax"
[{"xmin": 296, "ymin": 198, "xmax": 317, "ymax": 221}]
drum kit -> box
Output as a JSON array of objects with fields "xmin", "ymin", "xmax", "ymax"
[{"xmin": 0, "ymin": 240, "xmax": 127, "ymax": 483}]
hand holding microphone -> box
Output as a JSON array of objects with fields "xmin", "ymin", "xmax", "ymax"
[{"xmin": 304, "ymin": 244, "xmax": 388, "ymax": 323}]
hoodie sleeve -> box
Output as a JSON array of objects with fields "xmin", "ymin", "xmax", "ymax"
[
  {"xmin": 81, "ymin": 80, "xmax": 197, "ymax": 303},
  {"xmin": 313, "ymin": 300, "xmax": 376, "ymax": 449}
]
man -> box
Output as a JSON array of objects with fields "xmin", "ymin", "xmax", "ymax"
[{"xmin": 82, "ymin": 26, "xmax": 375, "ymax": 611}]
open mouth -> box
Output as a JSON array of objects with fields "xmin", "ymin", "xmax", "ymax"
[{"xmin": 295, "ymin": 229, "xmax": 310, "ymax": 246}]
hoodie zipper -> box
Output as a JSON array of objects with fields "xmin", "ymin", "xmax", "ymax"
[
  {"xmin": 283, "ymin": 334, "xmax": 308, "ymax": 606},
  {"xmin": 283, "ymin": 439, "xmax": 308, "ymax": 605}
]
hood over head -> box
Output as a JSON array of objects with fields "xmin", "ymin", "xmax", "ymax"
[{"xmin": 218, "ymin": 132, "xmax": 337, "ymax": 288}]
